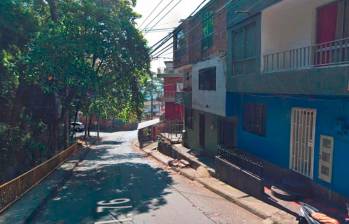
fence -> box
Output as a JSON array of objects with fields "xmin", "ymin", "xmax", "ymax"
[
  {"xmin": 263, "ymin": 37, "xmax": 349, "ymax": 73},
  {"xmin": 0, "ymin": 143, "xmax": 79, "ymax": 213},
  {"xmin": 157, "ymin": 120, "xmax": 183, "ymax": 143},
  {"xmin": 217, "ymin": 145, "xmax": 263, "ymax": 178}
]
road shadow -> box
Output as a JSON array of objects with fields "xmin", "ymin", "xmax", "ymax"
[{"xmin": 28, "ymin": 147, "xmax": 174, "ymax": 224}]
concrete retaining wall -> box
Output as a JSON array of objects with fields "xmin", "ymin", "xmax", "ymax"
[{"xmin": 215, "ymin": 156, "xmax": 265, "ymax": 199}]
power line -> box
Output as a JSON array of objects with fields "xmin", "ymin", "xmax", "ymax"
[
  {"xmin": 153, "ymin": 47, "xmax": 173, "ymax": 59},
  {"xmin": 139, "ymin": 0, "xmax": 165, "ymax": 29},
  {"xmin": 142, "ymin": 0, "xmax": 177, "ymax": 32},
  {"xmin": 152, "ymin": 44, "xmax": 173, "ymax": 59},
  {"xmin": 149, "ymin": 33, "xmax": 173, "ymax": 55},
  {"xmin": 144, "ymin": 27, "xmax": 176, "ymax": 33},
  {"xmin": 150, "ymin": 32, "xmax": 173, "ymax": 51},
  {"xmin": 148, "ymin": 0, "xmax": 211, "ymax": 59},
  {"xmin": 151, "ymin": 42, "xmax": 173, "ymax": 58},
  {"xmin": 156, "ymin": 0, "xmax": 263, "ymax": 58},
  {"xmin": 146, "ymin": 0, "xmax": 183, "ymax": 32},
  {"xmin": 188, "ymin": 0, "xmax": 210, "ymax": 17}
]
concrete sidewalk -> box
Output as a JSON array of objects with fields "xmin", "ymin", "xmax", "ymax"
[
  {"xmin": 0, "ymin": 147, "xmax": 90, "ymax": 224},
  {"xmin": 137, "ymin": 142, "xmax": 297, "ymax": 224}
]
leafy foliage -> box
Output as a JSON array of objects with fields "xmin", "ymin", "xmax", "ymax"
[{"xmin": 0, "ymin": 0, "xmax": 150, "ymax": 182}]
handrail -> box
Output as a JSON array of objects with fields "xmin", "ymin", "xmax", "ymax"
[
  {"xmin": 0, "ymin": 143, "xmax": 79, "ymax": 213},
  {"xmin": 263, "ymin": 37, "xmax": 349, "ymax": 73},
  {"xmin": 217, "ymin": 145, "xmax": 263, "ymax": 178}
]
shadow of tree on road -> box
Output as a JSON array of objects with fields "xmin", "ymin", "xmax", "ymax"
[{"xmin": 29, "ymin": 146, "xmax": 174, "ymax": 224}]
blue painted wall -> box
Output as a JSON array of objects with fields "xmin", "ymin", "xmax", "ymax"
[{"xmin": 226, "ymin": 92, "xmax": 349, "ymax": 198}]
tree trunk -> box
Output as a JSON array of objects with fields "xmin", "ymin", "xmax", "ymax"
[
  {"xmin": 97, "ymin": 116, "xmax": 100, "ymax": 141},
  {"xmin": 88, "ymin": 116, "xmax": 92, "ymax": 137},
  {"xmin": 47, "ymin": 0, "xmax": 58, "ymax": 22},
  {"xmin": 84, "ymin": 116, "xmax": 88, "ymax": 139},
  {"xmin": 74, "ymin": 108, "xmax": 79, "ymax": 123},
  {"xmin": 48, "ymin": 120, "xmax": 58, "ymax": 154},
  {"xmin": 61, "ymin": 104, "xmax": 70, "ymax": 148}
]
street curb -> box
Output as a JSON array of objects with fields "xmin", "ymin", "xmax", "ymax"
[
  {"xmin": 135, "ymin": 143, "xmax": 295, "ymax": 223},
  {"xmin": 178, "ymin": 169, "xmax": 196, "ymax": 181},
  {"xmin": 137, "ymin": 144, "xmax": 268, "ymax": 217},
  {"xmin": 195, "ymin": 178, "xmax": 271, "ymax": 220}
]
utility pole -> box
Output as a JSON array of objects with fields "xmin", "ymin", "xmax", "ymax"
[{"xmin": 150, "ymin": 73, "xmax": 154, "ymax": 119}]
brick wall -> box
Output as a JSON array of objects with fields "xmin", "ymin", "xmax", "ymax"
[{"xmin": 174, "ymin": 0, "xmax": 228, "ymax": 68}]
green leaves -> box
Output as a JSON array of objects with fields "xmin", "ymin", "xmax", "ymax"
[{"xmin": 23, "ymin": 0, "xmax": 150, "ymax": 121}]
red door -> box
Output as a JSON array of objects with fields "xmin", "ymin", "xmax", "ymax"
[{"xmin": 316, "ymin": 2, "xmax": 338, "ymax": 65}]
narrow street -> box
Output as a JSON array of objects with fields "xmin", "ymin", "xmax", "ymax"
[{"xmin": 28, "ymin": 131, "xmax": 262, "ymax": 224}]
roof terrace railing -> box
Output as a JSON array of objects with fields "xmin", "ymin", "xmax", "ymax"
[{"xmin": 263, "ymin": 37, "xmax": 349, "ymax": 73}]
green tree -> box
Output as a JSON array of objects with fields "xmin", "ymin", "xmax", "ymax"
[
  {"xmin": 25, "ymin": 0, "xmax": 149, "ymax": 143},
  {"xmin": 0, "ymin": 0, "xmax": 150, "ymax": 181}
]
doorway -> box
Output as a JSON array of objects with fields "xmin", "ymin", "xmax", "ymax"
[{"xmin": 289, "ymin": 108, "xmax": 317, "ymax": 178}]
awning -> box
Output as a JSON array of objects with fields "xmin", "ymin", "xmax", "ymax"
[{"xmin": 137, "ymin": 118, "xmax": 161, "ymax": 130}]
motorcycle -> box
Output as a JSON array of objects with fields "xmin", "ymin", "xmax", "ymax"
[
  {"xmin": 297, "ymin": 203, "xmax": 342, "ymax": 224},
  {"xmin": 298, "ymin": 203, "xmax": 320, "ymax": 224}
]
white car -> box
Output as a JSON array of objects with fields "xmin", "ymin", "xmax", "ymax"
[{"xmin": 70, "ymin": 122, "xmax": 85, "ymax": 132}]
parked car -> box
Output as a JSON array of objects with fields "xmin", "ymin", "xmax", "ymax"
[{"xmin": 70, "ymin": 122, "xmax": 85, "ymax": 132}]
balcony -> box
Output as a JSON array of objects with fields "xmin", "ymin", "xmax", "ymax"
[
  {"xmin": 263, "ymin": 37, "xmax": 349, "ymax": 73},
  {"xmin": 228, "ymin": 38, "xmax": 349, "ymax": 95}
]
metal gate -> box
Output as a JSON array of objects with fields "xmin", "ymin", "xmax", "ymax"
[{"xmin": 289, "ymin": 108, "xmax": 317, "ymax": 178}]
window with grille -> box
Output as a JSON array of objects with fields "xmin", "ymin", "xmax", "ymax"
[
  {"xmin": 202, "ymin": 10, "xmax": 213, "ymax": 50},
  {"xmin": 232, "ymin": 21, "xmax": 257, "ymax": 75},
  {"xmin": 198, "ymin": 67, "xmax": 216, "ymax": 91},
  {"xmin": 243, "ymin": 104, "xmax": 266, "ymax": 136}
]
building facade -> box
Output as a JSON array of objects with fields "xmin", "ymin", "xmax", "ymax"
[
  {"xmin": 158, "ymin": 61, "xmax": 184, "ymax": 122},
  {"xmin": 226, "ymin": 0, "xmax": 349, "ymax": 202},
  {"xmin": 174, "ymin": 0, "xmax": 231, "ymax": 157},
  {"xmin": 174, "ymin": 0, "xmax": 349, "ymax": 204}
]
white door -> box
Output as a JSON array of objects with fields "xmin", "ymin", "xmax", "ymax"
[
  {"xmin": 289, "ymin": 108, "xmax": 317, "ymax": 178},
  {"xmin": 318, "ymin": 135, "xmax": 334, "ymax": 183}
]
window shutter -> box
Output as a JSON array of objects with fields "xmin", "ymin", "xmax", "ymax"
[{"xmin": 318, "ymin": 135, "xmax": 334, "ymax": 183}]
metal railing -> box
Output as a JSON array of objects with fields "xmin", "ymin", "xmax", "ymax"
[
  {"xmin": 263, "ymin": 37, "xmax": 349, "ymax": 73},
  {"xmin": 162, "ymin": 120, "xmax": 183, "ymax": 134},
  {"xmin": 217, "ymin": 145, "xmax": 263, "ymax": 178},
  {"xmin": 158, "ymin": 120, "xmax": 183, "ymax": 143},
  {"xmin": 0, "ymin": 143, "xmax": 79, "ymax": 213}
]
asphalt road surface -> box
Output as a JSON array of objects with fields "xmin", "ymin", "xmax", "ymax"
[{"xmin": 29, "ymin": 131, "xmax": 262, "ymax": 224}]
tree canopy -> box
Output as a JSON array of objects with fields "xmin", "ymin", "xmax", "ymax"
[{"xmin": 0, "ymin": 0, "xmax": 150, "ymax": 182}]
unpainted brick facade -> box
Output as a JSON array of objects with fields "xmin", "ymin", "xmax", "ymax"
[{"xmin": 173, "ymin": 0, "xmax": 228, "ymax": 69}]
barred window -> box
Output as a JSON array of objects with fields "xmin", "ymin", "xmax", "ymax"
[
  {"xmin": 232, "ymin": 22, "xmax": 257, "ymax": 75},
  {"xmin": 243, "ymin": 104, "xmax": 266, "ymax": 136}
]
